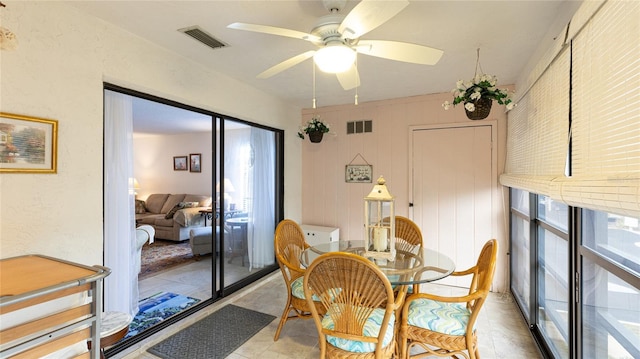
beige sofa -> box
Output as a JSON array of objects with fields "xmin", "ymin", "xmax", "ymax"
[{"xmin": 135, "ymin": 193, "xmax": 212, "ymax": 241}]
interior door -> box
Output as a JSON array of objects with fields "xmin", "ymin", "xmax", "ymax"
[{"xmin": 411, "ymin": 124, "xmax": 494, "ymax": 287}]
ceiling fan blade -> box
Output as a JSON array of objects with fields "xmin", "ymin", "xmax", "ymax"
[
  {"xmin": 357, "ymin": 40, "xmax": 444, "ymax": 65},
  {"xmin": 257, "ymin": 50, "xmax": 316, "ymax": 79},
  {"xmin": 338, "ymin": 0, "xmax": 409, "ymax": 39},
  {"xmin": 336, "ymin": 64, "xmax": 360, "ymax": 90},
  {"xmin": 227, "ymin": 22, "xmax": 322, "ymax": 44}
]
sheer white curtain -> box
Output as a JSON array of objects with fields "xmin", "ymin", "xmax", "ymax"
[
  {"xmin": 248, "ymin": 127, "xmax": 275, "ymax": 269},
  {"xmin": 104, "ymin": 90, "xmax": 138, "ymax": 316},
  {"xmin": 224, "ymin": 128, "xmax": 251, "ymax": 210}
]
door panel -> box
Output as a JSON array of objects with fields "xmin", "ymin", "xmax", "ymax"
[{"xmin": 412, "ymin": 125, "xmax": 493, "ymax": 287}]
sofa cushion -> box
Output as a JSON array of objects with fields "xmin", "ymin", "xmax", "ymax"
[
  {"xmin": 136, "ymin": 213, "xmax": 163, "ymax": 225},
  {"xmin": 184, "ymin": 194, "xmax": 212, "ymax": 208},
  {"xmin": 145, "ymin": 194, "xmax": 170, "ymax": 214},
  {"xmin": 164, "ymin": 201, "xmax": 199, "ymax": 219},
  {"xmin": 135, "ymin": 199, "xmax": 147, "ymax": 214},
  {"xmin": 160, "ymin": 194, "xmax": 187, "ymax": 214},
  {"xmin": 173, "ymin": 207, "xmax": 205, "ymax": 227},
  {"xmin": 154, "ymin": 216, "xmax": 175, "ymax": 227}
]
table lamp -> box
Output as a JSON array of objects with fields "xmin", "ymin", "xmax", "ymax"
[{"xmin": 216, "ymin": 178, "xmax": 235, "ymax": 210}]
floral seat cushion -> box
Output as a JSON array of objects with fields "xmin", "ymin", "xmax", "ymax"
[
  {"xmin": 322, "ymin": 307, "xmax": 395, "ymax": 353},
  {"xmin": 406, "ymin": 298, "xmax": 474, "ymax": 336}
]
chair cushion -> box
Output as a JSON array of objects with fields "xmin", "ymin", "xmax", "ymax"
[
  {"xmin": 291, "ymin": 276, "xmax": 307, "ymax": 300},
  {"xmin": 322, "ymin": 307, "xmax": 394, "ymax": 353},
  {"xmin": 291, "ymin": 276, "xmax": 323, "ymax": 302},
  {"xmin": 291, "ymin": 277, "xmax": 339, "ymax": 301},
  {"xmin": 407, "ymin": 298, "xmax": 473, "ymax": 336}
]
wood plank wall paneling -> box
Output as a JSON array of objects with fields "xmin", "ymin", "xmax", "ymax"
[{"xmin": 301, "ymin": 91, "xmax": 511, "ymax": 292}]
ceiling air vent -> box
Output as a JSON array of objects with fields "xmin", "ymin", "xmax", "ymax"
[{"xmin": 178, "ymin": 26, "xmax": 227, "ymax": 50}]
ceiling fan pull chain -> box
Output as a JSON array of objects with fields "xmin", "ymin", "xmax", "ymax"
[
  {"xmin": 354, "ymin": 53, "xmax": 359, "ymax": 105},
  {"xmin": 312, "ymin": 62, "xmax": 317, "ymax": 109}
]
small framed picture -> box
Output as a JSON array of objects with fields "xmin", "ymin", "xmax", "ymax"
[
  {"xmin": 173, "ymin": 156, "xmax": 188, "ymax": 171},
  {"xmin": 0, "ymin": 112, "xmax": 58, "ymax": 173},
  {"xmin": 189, "ymin": 153, "xmax": 201, "ymax": 173},
  {"xmin": 345, "ymin": 164, "xmax": 373, "ymax": 183}
]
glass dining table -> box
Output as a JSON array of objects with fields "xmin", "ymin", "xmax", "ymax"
[{"xmin": 300, "ymin": 240, "xmax": 455, "ymax": 286}]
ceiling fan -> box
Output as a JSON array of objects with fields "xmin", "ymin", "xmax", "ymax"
[{"xmin": 228, "ymin": 0, "xmax": 443, "ymax": 90}]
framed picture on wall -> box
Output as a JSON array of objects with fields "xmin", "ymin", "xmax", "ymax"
[
  {"xmin": 189, "ymin": 153, "xmax": 201, "ymax": 173},
  {"xmin": 345, "ymin": 164, "xmax": 372, "ymax": 183},
  {"xmin": 0, "ymin": 112, "xmax": 58, "ymax": 173},
  {"xmin": 173, "ymin": 156, "xmax": 188, "ymax": 171}
]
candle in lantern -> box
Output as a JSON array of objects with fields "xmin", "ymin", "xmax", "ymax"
[{"xmin": 373, "ymin": 227, "xmax": 388, "ymax": 251}]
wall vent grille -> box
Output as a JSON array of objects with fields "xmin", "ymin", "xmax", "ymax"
[
  {"xmin": 347, "ymin": 120, "xmax": 373, "ymax": 134},
  {"xmin": 179, "ymin": 26, "xmax": 227, "ymax": 50}
]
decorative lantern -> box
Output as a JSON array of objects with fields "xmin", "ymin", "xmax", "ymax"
[{"xmin": 364, "ymin": 176, "xmax": 395, "ymax": 261}]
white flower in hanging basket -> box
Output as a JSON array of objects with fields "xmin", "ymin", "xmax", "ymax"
[
  {"xmin": 443, "ymin": 49, "xmax": 515, "ymax": 120},
  {"xmin": 442, "ymin": 73, "xmax": 514, "ymax": 112},
  {"xmin": 297, "ymin": 117, "xmax": 330, "ymax": 140}
]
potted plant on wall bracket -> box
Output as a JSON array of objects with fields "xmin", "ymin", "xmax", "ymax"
[
  {"xmin": 442, "ymin": 49, "xmax": 515, "ymax": 120},
  {"xmin": 298, "ymin": 117, "xmax": 330, "ymax": 143}
]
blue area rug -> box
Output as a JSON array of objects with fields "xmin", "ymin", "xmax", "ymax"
[{"xmin": 125, "ymin": 292, "xmax": 200, "ymax": 338}]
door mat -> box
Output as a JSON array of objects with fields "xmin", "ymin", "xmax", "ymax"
[
  {"xmin": 147, "ymin": 304, "xmax": 276, "ymax": 359},
  {"xmin": 125, "ymin": 292, "xmax": 200, "ymax": 338}
]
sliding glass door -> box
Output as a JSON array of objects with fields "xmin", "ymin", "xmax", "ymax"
[
  {"xmin": 103, "ymin": 85, "xmax": 283, "ymax": 356},
  {"xmin": 216, "ymin": 117, "xmax": 279, "ymax": 293}
]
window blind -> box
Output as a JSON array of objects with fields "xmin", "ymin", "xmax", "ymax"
[
  {"xmin": 556, "ymin": 0, "xmax": 640, "ymax": 218},
  {"xmin": 513, "ymin": 23, "xmax": 568, "ymax": 104},
  {"xmin": 565, "ymin": 0, "xmax": 605, "ymax": 41},
  {"xmin": 499, "ymin": 47, "xmax": 571, "ymax": 198}
]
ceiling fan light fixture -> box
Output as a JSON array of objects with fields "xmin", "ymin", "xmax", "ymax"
[{"xmin": 314, "ymin": 44, "xmax": 355, "ymax": 73}]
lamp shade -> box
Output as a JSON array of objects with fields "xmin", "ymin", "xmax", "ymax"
[
  {"xmin": 215, "ymin": 178, "xmax": 235, "ymax": 193},
  {"xmin": 313, "ymin": 44, "xmax": 356, "ymax": 73}
]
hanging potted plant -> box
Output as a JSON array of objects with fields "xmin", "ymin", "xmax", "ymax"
[
  {"xmin": 442, "ymin": 50, "xmax": 515, "ymax": 120},
  {"xmin": 298, "ymin": 117, "xmax": 330, "ymax": 143}
]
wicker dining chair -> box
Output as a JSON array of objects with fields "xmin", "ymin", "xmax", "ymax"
[
  {"xmin": 393, "ymin": 216, "xmax": 423, "ymax": 254},
  {"xmin": 393, "ymin": 216, "xmax": 424, "ymax": 294},
  {"xmin": 398, "ymin": 239, "xmax": 498, "ymax": 359},
  {"xmin": 273, "ymin": 219, "xmax": 324, "ymax": 341},
  {"xmin": 303, "ymin": 251, "xmax": 400, "ymax": 359}
]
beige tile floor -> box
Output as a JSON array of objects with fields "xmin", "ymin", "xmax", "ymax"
[
  {"xmin": 113, "ymin": 270, "xmax": 542, "ymax": 359},
  {"xmin": 138, "ymin": 253, "xmax": 253, "ymax": 302}
]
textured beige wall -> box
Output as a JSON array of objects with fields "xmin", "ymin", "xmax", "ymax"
[{"xmin": 0, "ymin": 2, "xmax": 301, "ymax": 265}]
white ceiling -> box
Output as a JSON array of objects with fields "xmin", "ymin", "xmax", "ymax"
[{"xmin": 69, "ymin": 0, "xmax": 579, "ymax": 133}]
